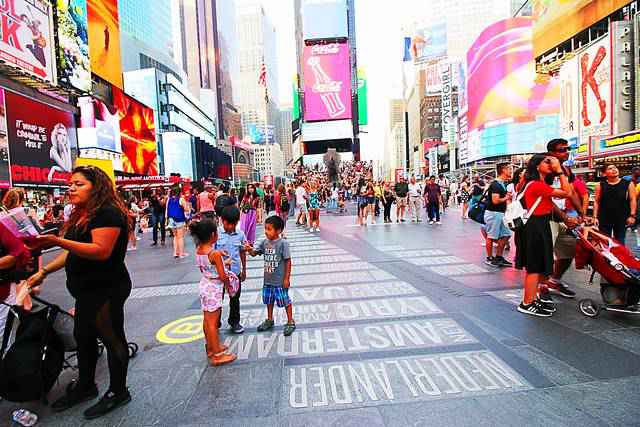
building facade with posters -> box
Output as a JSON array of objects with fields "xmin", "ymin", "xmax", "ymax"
[{"xmin": 538, "ymin": 1, "xmax": 640, "ymax": 174}]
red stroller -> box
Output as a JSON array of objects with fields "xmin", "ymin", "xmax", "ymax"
[{"xmin": 573, "ymin": 226, "xmax": 640, "ymax": 317}]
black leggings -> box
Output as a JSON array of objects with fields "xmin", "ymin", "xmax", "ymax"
[
  {"xmin": 74, "ymin": 285, "xmax": 131, "ymax": 395},
  {"xmin": 383, "ymin": 201, "xmax": 393, "ymax": 221}
]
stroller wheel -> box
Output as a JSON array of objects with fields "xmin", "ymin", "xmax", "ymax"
[
  {"xmin": 579, "ymin": 299, "xmax": 600, "ymax": 318},
  {"xmin": 128, "ymin": 342, "xmax": 139, "ymax": 359}
]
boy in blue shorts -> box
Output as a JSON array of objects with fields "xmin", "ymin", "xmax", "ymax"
[
  {"xmin": 244, "ymin": 215, "xmax": 295, "ymax": 336},
  {"xmin": 215, "ymin": 206, "xmax": 247, "ymax": 334}
]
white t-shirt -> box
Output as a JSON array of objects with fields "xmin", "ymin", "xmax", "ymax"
[
  {"xmin": 295, "ymin": 186, "xmax": 307, "ymax": 205},
  {"xmin": 408, "ymin": 182, "xmax": 422, "ymax": 197}
]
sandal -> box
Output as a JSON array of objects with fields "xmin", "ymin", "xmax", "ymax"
[{"xmin": 211, "ymin": 350, "xmax": 237, "ymax": 366}]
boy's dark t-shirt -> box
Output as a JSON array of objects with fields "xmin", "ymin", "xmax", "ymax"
[
  {"xmin": 394, "ymin": 182, "xmax": 409, "ymax": 197},
  {"xmin": 255, "ymin": 238, "xmax": 290, "ymax": 287},
  {"xmin": 486, "ymin": 180, "xmax": 508, "ymax": 213}
]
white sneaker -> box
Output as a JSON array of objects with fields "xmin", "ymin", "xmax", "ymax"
[
  {"xmin": 316, "ymin": 227, "xmax": 320, "ymax": 232},
  {"xmin": 429, "ymin": 220, "xmax": 434, "ymax": 225},
  {"xmin": 436, "ymin": 221, "xmax": 442, "ymax": 225}
]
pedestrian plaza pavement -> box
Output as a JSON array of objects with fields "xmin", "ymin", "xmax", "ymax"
[{"xmin": 2, "ymin": 207, "xmax": 640, "ymax": 426}]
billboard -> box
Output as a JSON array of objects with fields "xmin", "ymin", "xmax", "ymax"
[
  {"xmin": 532, "ymin": 0, "xmax": 631, "ymax": 58},
  {"xmin": 559, "ymin": 55, "xmax": 580, "ymax": 143},
  {"xmin": 465, "ymin": 116, "xmax": 559, "ymax": 163},
  {"xmin": 87, "ymin": 0, "xmax": 122, "ymax": 88},
  {"xmin": 123, "ymin": 69, "xmax": 161, "ymax": 145},
  {"xmin": 162, "ymin": 132, "xmax": 194, "ymax": 179},
  {"xmin": 611, "ymin": 21, "xmax": 634, "ymax": 136},
  {"xmin": 302, "ymin": 0, "xmax": 347, "ymax": 40},
  {"xmin": 423, "ymin": 62, "xmax": 442, "ymax": 94},
  {"xmin": 56, "ymin": 0, "xmax": 91, "ymax": 92},
  {"xmin": 112, "ymin": 86, "xmax": 158, "ymax": 175},
  {"xmin": 303, "ymin": 43, "xmax": 352, "ymax": 121},
  {"xmin": 5, "ymin": 91, "xmax": 77, "ymax": 186},
  {"xmin": 75, "ymin": 157, "xmax": 114, "ymax": 183},
  {"xmin": 357, "ymin": 69, "xmax": 368, "ymax": 126},
  {"xmin": 412, "ymin": 23, "xmax": 447, "ymax": 64},
  {"xmin": 0, "ymin": 90, "xmax": 10, "ymax": 188},
  {"xmin": 0, "ymin": 0, "xmax": 56, "ymax": 83},
  {"xmin": 77, "ymin": 96, "xmax": 121, "ymax": 151},
  {"xmin": 467, "ymin": 17, "xmax": 559, "ymax": 133},
  {"xmin": 578, "ymin": 35, "xmax": 612, "ymax": 142}
]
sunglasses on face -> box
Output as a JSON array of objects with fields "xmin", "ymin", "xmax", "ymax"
[{"xmin": 553, "ymin": 147, "xmax": 569, "ymax": 153}]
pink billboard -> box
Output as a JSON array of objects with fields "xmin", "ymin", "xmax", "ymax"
[
  {"xmin": 466, "ymin": 17, "xmax": 559, "ymax": 132},
  {"xmin": 303, "ymin": 43, "xmax": 352, "ymax": 121}
]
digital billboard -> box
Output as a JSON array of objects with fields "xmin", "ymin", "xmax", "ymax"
[
  {"xmin": 357, "ymin": 69, "xmax": 368, "ymax": 126},
  {"xmin": 302, "ymin": 0, "xmax": 347, "ymax": 40},
  {"xmin": 0, "ymin": 0, "xmax": 56, "ymax": 83},
  {"xmin": 56, "ymin": 0, "xmax": 91, "ymax": 92},
  {"xmin": 303, "ymin": 43, "xmax": 352, "ymax": 121},
  {"xmin": 465, "ymin": 116, "xmax": 559, "ymax": 163},
  {"xmin": 0, "ymin": 89, "xmax": 11, "ymax": 188},
  {"xmin": 532, "ymin": 0, "xmax": 631, "ymax": 58},
  {"xmin": 5, "ymin": 92, "xmax": 77, "ymax": 186},
  {"xmin": 412, "ymin": 23, "xmax": 447, "ymax": 64},
  {"xmin": 466, "ymin": 17, "xmax": 559, "ymax": 133},
  {"xmin": 112, "ymin": 86, "xmax": 158, "ymax": 175},
  {"xmin": 77, "ymin": 96, "xmax": 121, "ymax": 151},
  {"xmin": 162, "ymin": 132, "xmax": 194, "ymax": 179},
  {"xmin": 87, "ymin": 0, "xmax": 123, "ymax": 88}
]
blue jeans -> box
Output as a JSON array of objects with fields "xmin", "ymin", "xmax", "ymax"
[
  {"xmin": 427, "ymin": 201, "xmax": 440, "ymax": 222},
  {"xmin": 151, "ymin": 212, "xmax": 166, "ymax": 243}
]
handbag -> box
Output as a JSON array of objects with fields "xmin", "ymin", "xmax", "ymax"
[
  {"xmin": 503, "ymin": 182, "xmax": 542, "ymax": 231},
  {"xmin": 468, "ymin": 189, "xmax": 489, "ymax": 224}
]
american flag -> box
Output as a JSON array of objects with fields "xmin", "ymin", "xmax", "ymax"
[{"xmin": 258, "ymin": 61, "xmax": 267, "ymax": 87}]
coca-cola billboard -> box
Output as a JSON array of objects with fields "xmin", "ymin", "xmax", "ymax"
[{"xmin": 303, "ymin": 43, "xmax": 352, "ymax": 121}]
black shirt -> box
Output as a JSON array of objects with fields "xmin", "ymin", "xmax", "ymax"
[
  {"xmin": 150, "ymin": 195, "xmax": 164, "ymax": 215},
  {"xmin": 394, "ymin": 182, "xmax": 409, "ymax": 197},
  {"xmin": 65, "ymin": 205, "xmax": 131, "ymax": 297},
  {"xmin": 486, "ymin": 180, "xmax": 508, "ymax": 213}
]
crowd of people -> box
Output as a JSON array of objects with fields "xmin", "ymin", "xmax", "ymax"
[{"xmin": 2, "ymin": 144, "xmax": 640, "ymax": 423}]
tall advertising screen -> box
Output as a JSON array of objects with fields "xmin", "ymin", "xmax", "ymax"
[
  {"xmin": 77, "ymin": 96, "xmax": 121, "ymax": 151},
  {"xmin": 112, "ymin": 87, "xmax": 158, "ymax": 175},
  {"xmin": 162, "ymin": 133, "xmax": 194, "ymax": 179},
  {"xmin": 5, "ymin": 92, "xmax": 77, "ymax": 186},
  {"xmin": 467, "ymin": 17, "xmax": 559, "ymax": 133},
  {"xmin": 0, "ymin": 90, "xmax": 11, "ymax": 188},
  {"xmin": 87, "ymin": 0, "xmax": 123, "ymax": 88},
  {"xmin": 559, "ymin": 55, "xmax": 580, "ymax": 144},
  {"xmin": 532, "ymin": 0, "xmax": 631, "ymax": 58},
  {"xmin": 302, "ymin": 0, "xmax": 347, "ymax": 40},
  {"xmin": 412, "ymin": 23, "xmax": 447, "ymax": 64},
  {"xmin": 0, "ymin": 0, "xmax": 56, "ymax": 83},
  {"xmin": 56, "ymin": 0, "xmax": 91, "ymax": 92},
  {"xmin": 303, "ymin": 43, "xmax": 352, "ymax": 121}
]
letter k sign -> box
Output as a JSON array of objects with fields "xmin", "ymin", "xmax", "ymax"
[{"xmin": 580, "ymin": 46, "xmax": 607, "ymax": 127}]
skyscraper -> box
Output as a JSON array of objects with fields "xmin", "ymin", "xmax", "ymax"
[
  {"xmin": 236, "ymin": 1, "xmax": 280, "ymax": 143},
  {"xmin": 118, "ymin": 0, "xmax": 173, "ymax": 55},
  {"xmin": 278, "ymin": 108, "xmax": 293, "ymax": 166},
  {"xmin": 172, "ymin": 0, "xmax": 202, "ymax": 98}
]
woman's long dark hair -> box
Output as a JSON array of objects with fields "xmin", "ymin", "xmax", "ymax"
[
  {"xmin": 523, "ymin": 154, "xmax": 548, "ymax": 184},
  {"xmin": 243, "ymin": 184, "xmax": 259, "ymax": 201},
  {"xmin": 64, "ymin": 166, "xmax": 129, "ymax": 233}
]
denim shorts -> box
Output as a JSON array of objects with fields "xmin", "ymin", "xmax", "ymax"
[
  {"xmin": 484, "ymin": 210, "xmax": 512, "ymax": 240},
  {"xmin": 262, "ymin": 286, "xmax": 291, "ymax": 308}
]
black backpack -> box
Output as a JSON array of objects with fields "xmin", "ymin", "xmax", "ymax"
[
  {"xmin": 280, "ymin": 195, "xmax": 290, "ymax": 212},
  {"xmin": 214, "ymin": 194, "xmax": 234, "ymax": 217},
  {"xmin": 0, "ymin": 303, "xmax": 64, "ymax": 402}
]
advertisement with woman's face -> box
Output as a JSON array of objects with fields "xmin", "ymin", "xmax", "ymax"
[{"xmin": 5, "ymin": 91, "xmax": 78, "ymax": 186}]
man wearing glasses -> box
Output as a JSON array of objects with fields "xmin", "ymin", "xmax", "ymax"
[{"xmin": 543, "ymin": 139, "xmax": 589, "ymax": 299}]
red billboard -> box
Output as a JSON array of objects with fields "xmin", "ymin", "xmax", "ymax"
[
  {"xmin": 5, "ymin": 92, "xmax": 77, "ymax": 186},
  {"xmin": 303, "ymin": 43, "xmax": 352, "ymax": 121},
  {"xmin": 112, "ymin": 86, "xmax": 158, "ymax": 176}
]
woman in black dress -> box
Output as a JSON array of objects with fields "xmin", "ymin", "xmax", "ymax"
[
  {"xmin": 593, "ymin": 163, "xmax": 637, "ymax": 244},
  {"xmin": 27, "ymin": 166, "xmax": 132, "ymax": 420}
]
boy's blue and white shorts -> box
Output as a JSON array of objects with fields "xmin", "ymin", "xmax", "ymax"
[{"xmin": 262, "ymin": 286, "xmax": 291, "ymax": 307}]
